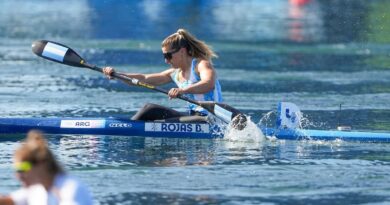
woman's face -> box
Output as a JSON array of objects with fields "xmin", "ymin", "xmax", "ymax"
[{"xmin": 162, "ymin": 46, "xmax": 182, "ymax": 67}]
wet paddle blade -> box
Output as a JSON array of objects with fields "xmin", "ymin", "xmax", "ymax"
[
  {"xmin": 32, "ymin": 40, "xmax": 86, "ymax": 67},
  {"xmin": 200, "ymin": 102, "xmax": 247, "ymax": 130}
]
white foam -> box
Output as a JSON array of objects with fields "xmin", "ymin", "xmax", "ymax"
[{"xmin": 223, "ymin": 116, "xmax": 265, "ymax": 143}]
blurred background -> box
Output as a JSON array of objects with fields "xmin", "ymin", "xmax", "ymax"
[{"xmin": 1, "ymin": 1, "xmax": 390, "ymax": 205}]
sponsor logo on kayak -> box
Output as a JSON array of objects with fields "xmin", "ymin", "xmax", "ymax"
[
  {"xmin": 145, "ymin": 123, "xmax": 209, "ymax": 133},
  {"xmin": 109, "ymin": 123, "xmax": 132, "ymax": 128},
  {"xmin": 60, "ymin": 120, "xmax": 105, "ymax": 128}
]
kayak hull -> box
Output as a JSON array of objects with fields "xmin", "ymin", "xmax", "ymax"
[{"xmin": 1, "ymin": 117, "xmax": 390, "ymax": 142}]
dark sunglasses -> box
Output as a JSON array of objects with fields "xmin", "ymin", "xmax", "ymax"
[{"xmin": 163, "ymin": 47, "xmax": 181, "ymax": 60}]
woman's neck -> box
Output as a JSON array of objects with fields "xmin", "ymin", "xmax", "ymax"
[{"xmin": 179, "ymin": 56, "xmax": 193, "ymax": 72}]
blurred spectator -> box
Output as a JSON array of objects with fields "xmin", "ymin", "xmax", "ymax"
[{"xmin": 0, "ymin": 130, "xmax": 93, "ymax": 205}]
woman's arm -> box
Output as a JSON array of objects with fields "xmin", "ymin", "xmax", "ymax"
[
  {"xmin": 141, "ymin": 68, "xmax": 175, "ymax": 86},
  {"xmin": 168, "ymin": 60, "xmax": 216, "ymax": 98},
  {"xmin": 103, "ymin": 67, "xmax": 175, "ymax": 86},
  {"xmin": 182, "ymin": 60, "xmax": 216, "ymax": 94}
]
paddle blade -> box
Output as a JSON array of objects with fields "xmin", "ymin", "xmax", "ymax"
[
  {"xmin": 200, "ymin": 102, "xmax": 247, "ymax": 130},
  {"xmin": 32, "ymin": 40, "xmax": 86, "ymax": 67}
]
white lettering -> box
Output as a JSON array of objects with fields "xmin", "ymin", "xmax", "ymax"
[
  {"xmin": 60, "ymin": 120, "xmax": 105, "ymax": 129},
  {"xmin": 145, "ymin": 123, "xmax": 209, "ymax": 133},
  {"xmin": 109, "ymin": 123, "xmax": 132, "ymax": 128}
]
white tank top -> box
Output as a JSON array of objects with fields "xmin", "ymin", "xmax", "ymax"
[{"xmin": 170, "ymin": 59, "xmax": 223, "ymax": 115}]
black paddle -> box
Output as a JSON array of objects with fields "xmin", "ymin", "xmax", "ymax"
[{"xmin": 31, "ymin": 40, "xmax": 247, "ymax": 129}]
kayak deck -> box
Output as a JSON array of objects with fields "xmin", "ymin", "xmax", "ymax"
[
  {"xmin": 1, "ymin": 117, "xmax": 390, "ymax": 142},
  {"xmin": 263, "ymin": 128, "xmax": 390, "ymax": 142},
  {"xmin": 0, "ymin": 117, "xmax": 214, "ymax": 139}
]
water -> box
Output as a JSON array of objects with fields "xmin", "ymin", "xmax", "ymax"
[{"xmin": 1, "ymin": 0, "xmax": 390, "ymax": 204}]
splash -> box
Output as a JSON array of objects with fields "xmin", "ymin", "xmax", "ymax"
[
  {"xmin": 207, "ymin": 115, "xmax": 265, "ymax": 143},
  {"xmin": 298, "ymin": 113, "xmax": 327, "ymax": 129},
  {"xmin": 258, "ymin": 110, "xmax": 277, "ymax": 129},
  {"xmin": 211, "ymin": 115, "xmax": 265, "ymax": 150},
  {"xmin": 223, "ymin": 115, "xmax": 265, "ymax": 143},
  {"xmin": 256, "ymin": 106, "xmax": 330, "ymax": 144},
  {"xmin": 257, "ymin": 109, "xmax": 326, "ymax": 130}
]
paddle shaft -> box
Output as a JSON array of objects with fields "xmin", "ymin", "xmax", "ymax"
[{"xmin": 81, "ymin": 62, "xmax": 201, "ymax": 106}]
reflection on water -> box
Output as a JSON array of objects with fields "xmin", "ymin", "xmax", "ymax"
[
  {"xmin": 55, "ymin": 135, "xmax": 219, "ymax": 168},
  {"xmin": 210, "ymin": 0, "xmax": 324, "ymax": 42},
  {"xmin": 288, "ymin": 0, "xmax": 324, "ymax": 42},
  {"xmin": 1, "ymin": 130, "xmax": 390, "ymax": 204}
]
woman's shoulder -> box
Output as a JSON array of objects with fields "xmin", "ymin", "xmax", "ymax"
[{"xmin": 196, "ymin": 59, "xmax": 214, "ymax": 71}]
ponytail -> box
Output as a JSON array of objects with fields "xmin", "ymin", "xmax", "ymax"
[{"xmin": 162, "ymin": 28, "xmax": 218, "ymax": 61}]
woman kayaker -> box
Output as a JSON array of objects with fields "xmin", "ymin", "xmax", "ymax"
[
  {"xmin": 0, "ymin": 130, "xmax": 93, "ymax": 205},
  {"xmin": 103, "ymin": 28, "xmax": 223, "ymax": 121}
]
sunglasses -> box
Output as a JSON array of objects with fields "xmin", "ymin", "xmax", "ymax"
[
  {"xmin": 14, "ymin": 161, "xmax": 33, "ymax": 173},
  {"xmin": 163, "ymin": 47, "xmax": 181, "ymax": 60}
]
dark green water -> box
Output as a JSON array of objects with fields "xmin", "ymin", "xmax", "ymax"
[{"xmin": 1, "ymin": 0, "xmax": 390, "ymax": 204}]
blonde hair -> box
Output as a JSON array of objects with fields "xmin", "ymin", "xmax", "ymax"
[
  {"xmin": 14, "ymin": 130, "xmax": 64, "ymax": 175},
  {"xmin": 162, "ymin": 28, "xmax": 218, "ymax": 61}
]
